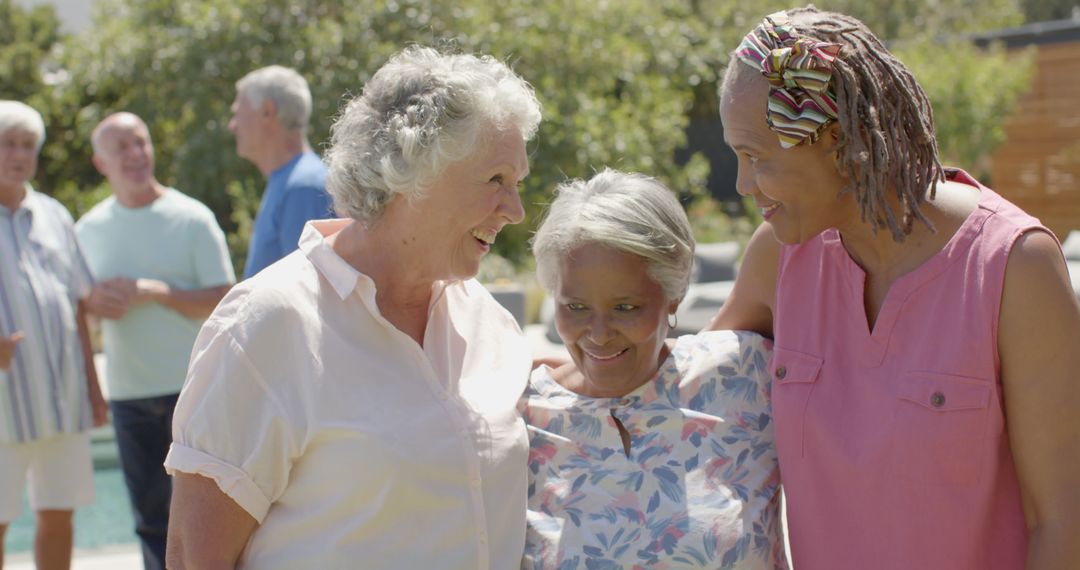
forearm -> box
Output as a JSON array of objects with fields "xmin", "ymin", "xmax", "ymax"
[
  {"xmin": 145, "ymin": 282, "xmax": 232, "ymax": 320},
  {"xmin": 167, "ymin": 472, "xmax": 258, "ymax": 569},
  {"xmin": 76, "ymin": 301, "xmax": 102, "ymax": 400}
]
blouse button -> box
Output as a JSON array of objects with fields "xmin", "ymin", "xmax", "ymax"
[
  {"xmin": 775, "ymin": 366, "xmax": 787, "ymax": 379},
  {"xmin": 930, "ymin": 391, "xmax": 946, "ymax": 408}
]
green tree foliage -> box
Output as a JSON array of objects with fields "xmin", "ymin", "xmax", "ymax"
[
  {"xmin": 0, "ymin": 0, "xmax": 62, "ymax": 101},
  {"xmin": 35, "ymin": 0, "xmax": 715, "ymax": 269},
  {"xmin": 817, "ymin": 0, "xmax": 1034, "ymax": 176},
  {"xmin": 3, "ymin": 0, "xmax": 1037, "ymax": 268},
  {"xmin": 1021, "ymin": 0, "xmax": 1078, "ymax": 22},
  {"xmin": 899, "ymin": 40, "xmax": 1033, "ymax": 173}
]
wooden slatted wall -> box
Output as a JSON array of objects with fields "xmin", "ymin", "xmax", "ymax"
[{"xmin": 990, "ymin": 41, "xmax": 1080, "ymax": 239}]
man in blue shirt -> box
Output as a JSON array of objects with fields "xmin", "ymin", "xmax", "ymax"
[{"xmin": 229, "ymin": 66, "xmax": 334, "ymax": 279}]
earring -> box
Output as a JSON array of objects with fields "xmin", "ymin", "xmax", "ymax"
[{"xmin": 667, "ymin": 313, "xmax": 678, "ymax": 329}]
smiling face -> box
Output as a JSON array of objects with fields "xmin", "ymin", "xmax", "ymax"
[
  {"xmin": 554, "ymin": 243, "xmax": 677, "ymax": 398},
  {"xmin": 92, "ymin": 115, "xmax": 156, "ymax": 193},
  {"xmin": 720, "ymin": 68, "xmax": 854, "ymax": 244},
  {"xmin": 0, "ymin": 128, "xmax": 39, "ymax": 194},
  {"xmin": 398, "ymin": 125, "xmax": 529, "ymax": 282}
]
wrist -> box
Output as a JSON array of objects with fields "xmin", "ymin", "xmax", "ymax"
[{"xmin": 137, "ymin": 278, "xmax": 170, "ymax": 302}]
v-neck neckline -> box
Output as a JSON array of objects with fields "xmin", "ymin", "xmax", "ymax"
[{"xmin": 825, "ymin": 178, "xmax": 996, "ymax": 366}]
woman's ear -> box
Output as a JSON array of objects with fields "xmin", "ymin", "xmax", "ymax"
[
  {"xmin": 825, "ymin": 122, "xmax": 841, "ymax": 149},
  {"xmin": 823, "ymin": 122, "xmax": 847, "ymax": 177}
]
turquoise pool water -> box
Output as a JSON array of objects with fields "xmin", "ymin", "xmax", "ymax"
[{"xmin": 5, "ymin": 468, "xmax": 137, "ymax": 553}]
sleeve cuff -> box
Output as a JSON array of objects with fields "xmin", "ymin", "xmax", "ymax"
[{"xmin": 164, "ymin": 443, "xmax": 272, "ymax": 523}]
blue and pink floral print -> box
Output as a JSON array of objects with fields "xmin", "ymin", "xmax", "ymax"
[{"xmin": 522, "ymin": 331, "xmax": 787, "ymax": 569}]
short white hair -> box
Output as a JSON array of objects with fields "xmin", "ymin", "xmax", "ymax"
[
  {"xmin": 0, "ymin": 101, "xmax": 46, "ymax": 150},
  {"xmin": 236, "ymin": 65, "xmax": 313, "ymax": 132},
  {"xmin": 532, "ymin": 168, "xmax": 695, "ymax": 302},
  {"xmin": 324, "ymin": 45, "xmax": 542, "ymax": 226}
]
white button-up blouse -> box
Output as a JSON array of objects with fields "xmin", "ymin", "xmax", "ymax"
[{"xmin": 165, "ymin": 220, "xmax": 531, "ymax": 569}]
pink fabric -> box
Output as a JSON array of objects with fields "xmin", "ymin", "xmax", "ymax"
[{"xmin": 772, "ymin": 170, "xmax": 1040, "ymax": 569}]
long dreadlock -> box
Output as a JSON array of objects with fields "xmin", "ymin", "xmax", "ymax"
[{"xmin": 726, "ymin": 6, "xmax": 945, "ymax": 241}]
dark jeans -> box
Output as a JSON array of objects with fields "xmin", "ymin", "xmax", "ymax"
[{"xmin": 111, "ymin": 393, "xmax": 179, "ymax": 570}]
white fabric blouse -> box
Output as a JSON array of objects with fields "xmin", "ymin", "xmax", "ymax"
[{"xmin": 165, "ymin": 219, "xmax": 532, "ymax": 569}]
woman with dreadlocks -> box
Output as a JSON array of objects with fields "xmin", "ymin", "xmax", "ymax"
[{"xmin": 708, "ymin": 6, "xmax": 1080, "ymax": 569}]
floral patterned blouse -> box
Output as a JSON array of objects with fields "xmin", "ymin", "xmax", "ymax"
[{"xmin": 522, "ymin": 331, "xmax": 787, "ymax": 570}]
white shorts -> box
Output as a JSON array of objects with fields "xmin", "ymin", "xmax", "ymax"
[{"xmin": 0, "ymin": 432, "xmax": 95, "ymax": 523}]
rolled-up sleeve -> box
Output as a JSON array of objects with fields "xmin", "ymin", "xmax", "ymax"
[{"xmin": 164, "ymin": 322, "xmax": 301, "ymax": 523}]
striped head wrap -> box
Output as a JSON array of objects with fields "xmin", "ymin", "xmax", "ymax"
[{"xmin": 735, "ymin": 11, "xmax": 842, "ymax": 148}]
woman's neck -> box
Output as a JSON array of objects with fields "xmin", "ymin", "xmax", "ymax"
[
  {"xmin": 837, "ymin": 180, "xmax": 979, "ymax": 278},
  {"xmin": 331, "ymin": 219, "xmax": 436, "ymax": 345}
]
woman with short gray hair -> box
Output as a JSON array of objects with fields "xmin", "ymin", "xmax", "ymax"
[
  {"xmin": 165, "ymin": 46, "xmax": 541, "ymax": 569},
  {"xmin": 324, "ymin": 45, "xmax": 541, "ymax": 226},
  {"xmin": 523, "ymin": 169, "xmax": 787, "ymax": 568},
  {"xmin": 532, "ymin": 169, "xmax": 695, "ymax": 304}
]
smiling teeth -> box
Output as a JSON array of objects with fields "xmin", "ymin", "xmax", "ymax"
[
  {"xmin": 471, "ymin": 229, "xmax": 496, "ymax": 245},
  {"xmin": 585, "ymin": 348, "xmax": 627, "ymax": 361},
  {"xmin": 760, "ymin": 204, "xmax": 779, "ymax": 216}
]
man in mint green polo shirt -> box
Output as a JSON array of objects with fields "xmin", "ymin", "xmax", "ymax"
[{"xmin": 76, "ymin": 112, "xmax": 235, "ymax": 570}]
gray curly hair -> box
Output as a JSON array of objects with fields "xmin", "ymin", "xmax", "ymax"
[
  {"xmin": 325, "ymin": 46, "xmax": 542, "ymax": 226},
  {"xmin": 532, "ymin": 168, "xmax": 695, "ymax": 303}
]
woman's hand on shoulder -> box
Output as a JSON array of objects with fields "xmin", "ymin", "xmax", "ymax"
[
  {"xmin": 998, "ymin": 229, "xmax": 1080, "ymax": 568},
  {"xmin": 705, "ymin": 223, "xmax": 780, "ymax": 337}
]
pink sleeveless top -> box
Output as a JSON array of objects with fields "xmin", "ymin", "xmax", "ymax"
[{"xmin": 771, "ymin": 170, "xmax": 1039, "ymax": 569}]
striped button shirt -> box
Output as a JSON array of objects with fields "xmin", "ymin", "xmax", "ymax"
[{"xmin": 0, "ymin": 186, "xmax": 94, "ymax": 443}]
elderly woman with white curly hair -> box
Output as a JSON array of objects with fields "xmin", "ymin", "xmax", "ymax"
[
  {"xmin": 164, "ymin": 46, "xmax": 541, "ymax": 569},
  {"xmin": 522, "ymin": 169, "xmax": 787, "ymax": 569}
]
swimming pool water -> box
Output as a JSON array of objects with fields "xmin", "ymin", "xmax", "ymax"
[{"xmin": 5, "ymin": 468, "xmax": 137, "ymax": 553}]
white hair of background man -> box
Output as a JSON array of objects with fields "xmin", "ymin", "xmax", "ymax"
[
  {"xmin": 236, "ymin": 65, "xmax": 313, "ymax": 133},
  {"xmin": 0, "ymin": 100, "xmax": 46, "ymax": 150}
]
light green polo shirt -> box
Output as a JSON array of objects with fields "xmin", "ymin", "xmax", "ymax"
[{"xmin": 75, "ymin": 188, "xmax": 235, "ymax": 400}]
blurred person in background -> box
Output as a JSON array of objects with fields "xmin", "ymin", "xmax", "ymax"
[
  {"xmin": 229, "ymin": 65, "xmax": 334, "ymax": 279},
  {"xmin": 76, "ymin": 112, "xmax": 235, "ymax": 570},
  {"xmin": 165, "ymin": 46, "xmax": 542, "ymax": 569},
  {"xmin": 710, "ymin": 6, "xmax": 1080, "ymax": 568},
  {"xmin": 0, "ymin": 100, "xmax": 107, "ymax": 570}
]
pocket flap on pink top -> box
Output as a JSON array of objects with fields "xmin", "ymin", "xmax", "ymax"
[
  {"xmin": 897, "ymin": 373, "xmax": 991, "ymax": 412},
  {"xmin": 771, "ymin": 347, "xmax": 824, "ymax": 385}
]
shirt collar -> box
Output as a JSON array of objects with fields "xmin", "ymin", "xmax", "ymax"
[
  {"xmin": 298, "ymin": 218, "xmax": 471, "ymax": 303},
  {"xmin": 0, "ymin": 184, "xmax": 40, "ymax": 221},
  {"xmin": 268, "ymin": 151, "xmax": 307, "ymax": 185},
  {"xmin": 299, "ymin": 219, "xmax": 360, "ymax": 300}
]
